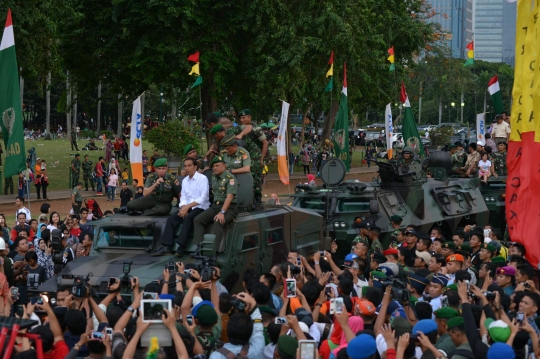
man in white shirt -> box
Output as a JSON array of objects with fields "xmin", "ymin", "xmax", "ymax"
[
  {"xmin": 15, "ymin": 196, "xmax": 31, "ymax": 223},
  {"xmin": 152, "ymin": 158, "xmax": 209, "ymax": 257},
  {"xmin": 492, "ymin": 114, "xmax": 511, "ymax": 144}
]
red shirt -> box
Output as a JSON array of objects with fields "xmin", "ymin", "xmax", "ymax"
[
  {"xmin": 70, "ymin": 227, "xmax": 81, "ymax": 239},
  {"xmin": 113, "ymin": 141, "xmax": 122, "ymax": 151},
  {"xmin": 96, "ymin": 162, "xmax": 104, "ymax": 177},
  {"xmin": 43, "ymin": 340, "xmax": 69, "ymax": 359}
]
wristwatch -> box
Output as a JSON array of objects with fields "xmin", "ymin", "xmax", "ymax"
[
  {"xmin": 127, "ymin": 306, "xmax": 134, "ymax": 312},
  {"xmin": 221, "ymin": 209, "xmax": 226, "ymax": 214}
]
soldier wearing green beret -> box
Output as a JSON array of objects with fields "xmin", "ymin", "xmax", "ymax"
[
  {"xmin": 479, "ymin": 242, "xmax": 496, "ymax": 265},
  {"xmin": 70, "ymin": 154, "xmax": 81, "ymax": 189},
  {"xmin": 431, "ymin": 307, "xmax": 460, "ymax": 357},
  {"xmin": 126, "ymin": 158, "xmax": 180, "ymax": 215},
  {"xmin": 221, "ymin": 134, "xmax": 251, "ymax": 175},
  {"xmin": 204, "ymin": 124, "xmax": 227, "ymax": 168},
  {"xmin": 193, "ymin": 156, "xmax": 238, "ymax": 245},
  {"xmin": 181, "ymin": 144, "xmax": 204, "ymax": 176},
  {"xmin": 441, "ymin": 241, "xmax": 456, "ymax": 259}
]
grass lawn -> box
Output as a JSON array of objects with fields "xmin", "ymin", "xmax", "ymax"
[{"xmin": 5, "ymin": 137, "xmax": 371, "ymax": 192}]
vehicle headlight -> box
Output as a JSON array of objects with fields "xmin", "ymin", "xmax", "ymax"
[
  {"xmin": 340, "ymin": 222, "xmax": 346, "ymax": 228},
  {"xmin": 485, "ymin": 197, "xmax": 490, "ymax": 202},
  {"xmin": 490, "ymin": 197, "xmax": 495, "ymax": 201},
  {"xmin": 334, "ymin": 222, "xmax": 340, "ymax": 228}
]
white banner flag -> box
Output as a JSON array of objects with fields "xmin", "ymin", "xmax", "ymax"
[
  {"xmin": 385, "ymin": 103, "xmax": 393, "ymax": 159},
  {"xmin": 476, "ymin": 113, "xmax": 486, "ymax": 146},
  {"xmin": 129, "ymin": 97, "xmax": 143, "ymax": 184},
  {"xmin": 277, "ymin": 101, "xmax": 290, "ymax": 185}
]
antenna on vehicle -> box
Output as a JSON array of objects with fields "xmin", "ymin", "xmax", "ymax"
[{"xmin": 320, "ymin": 158, "xmax": 346, "ymax": 242}]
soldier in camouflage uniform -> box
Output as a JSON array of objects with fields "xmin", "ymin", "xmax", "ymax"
[
  {"xmin": 368, "ymin": 226, "xmax": 384, "ymax": 256},
  {"xmin": 236, "ymin": 109, "xmax": 268, "ymax": 204},
  {"xmin": 4, "ymin": 177, "xmax": 14, "ymax": 195},
  {"xmin": 388, "ymin": 215, "xmax": 403, "ymax": 248},
  {"xmin": 70, "ymin": 128, "xmax": 79, "ymax": 151},
  {"xmin": 82, "ymin": 155, "xmax": 94, "ymax": 191},
  {"xmin": 205, "ymin": 124, "xmax": 227, "ymax": 167},
  {"xmin": 492, "ymin": 142, "xmax": 507, "ymax": 176},
  {"xmin": 397, "ymin": 146, "xmax": 420, "ymax": 166},
  {"xmin": 351, "ymin": 219, "xmax": 371, "ymax": 248},
  {"xmin": 70, "ymin": 154, "xmax": 81, "ymax": 189},
  {"xmin": 451, "ymin": 143, "xmax": 466, "ymax": 175},
  {"xmin": 221, "ymin": 134, "xmax": 251, "ymax": 176}
]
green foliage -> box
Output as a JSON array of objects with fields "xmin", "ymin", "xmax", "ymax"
[
  {"xmin": 145, "ymin": 121, "xmax": 197, "ymax": 156},
  {"xmin": 429, "ymin": 127, "xmax": 453, "ymax": 146}
]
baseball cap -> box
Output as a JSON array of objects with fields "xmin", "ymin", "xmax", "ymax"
[
  {"xmin": 415, "ymin": 250, "xmax": 432, "ymax": 264},
  {"xmin": 446, "ymin": 254, "xmax": 464, "ymax": 263},
  {"xmin": 352, "ymin": 221, "xmax": 371, "ymax": 230},
  {"xmin": 355, "ymin": 300, "xmax": 376, "ymax": 316},
  {"xmin": 342, "ymin": 253, "xmax": 359, "ymax": 269}
]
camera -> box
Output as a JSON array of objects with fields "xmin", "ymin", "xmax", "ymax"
[
  {"xmin": 483, "ymin": 291, "xmax": 496, "ymax": 301},
  {"xmin": 72, "ymin": 274, "xmax": 92, "ymax": 297},
  {"xmin": 191, "ymin": 255, "xmax": 217, "ymax": 282},
  {"xmin": 524, "ymin": 282, "xmax": 531, "ymax": 289},
  {"xmin": 50, "ymin": 229, "xmax": 64, "ymax": 251},
  {"xmin": 231, "ymin": 298, "xmax": 245, "ymax": 311},
  {"xmin": 121, "ymin": 260, "xmax": 133, "ymax": 289},
  {"xmin": 380, "ymin": 278, "xmax": 410, "ymax": 303},
  {"xmin": 165, "ymin": 262, "xmax": 177, "ymax": 273}
]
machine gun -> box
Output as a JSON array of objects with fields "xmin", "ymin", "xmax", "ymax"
[{"xmin": 366, "ymin": 157, "xmax": 422, "ymax": 184}]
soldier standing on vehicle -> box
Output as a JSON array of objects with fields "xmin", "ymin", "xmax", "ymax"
[
  {"xmin": 70, "ymin": 128, "xmax": 79, "ymax": 151},
  {"xmin": 203, "ymin": 124, "xmax": 227, "ymax": 168},
  {"xmin": 368, "ymin": 226, "xmax": 384, "ymax": 256},
  {"xmin": 193, "ymin": 156, "xmax": 238, "ymax": 246},
  {"xmin": 397, "ymin": 146, "xmax": 420, "ymax": 166},
  {"xmin": 126, "ymin": 158, "xmax": 180, "ymax": 216},
  {"xmin": 70, "ymin": 154, "xmax": 81, "ymax": 189},
  {"xmin": 221, "ymin": 134, "xmax": 251, "ymax": 175},
  {"xmin": 352, "ymin": 219, "xmax": 371, "ymax": 247},
  {"xmin": 492, "ymin": 114, "xmax": 511, "ymax": 144},
  {"xmin": 492, "ymin": 142, "xmax": 507, "ymax": 177},
  {"xmin": 82, "ymin": 155, "xmax": 94, "ymax": 191}
]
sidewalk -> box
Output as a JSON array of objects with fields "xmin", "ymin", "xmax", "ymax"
[{"xmin": 0, "ymin": 165, "xmax": 379, "ymax": 205}]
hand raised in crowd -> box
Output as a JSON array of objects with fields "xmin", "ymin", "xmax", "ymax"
[
  {"xmin": 109, "ymin": 278, "xmax": 120, "ymax": 292},
  {"xmin": 457, "ymin": 280, "xmax": 469, "ymax": 303},
  {"xmin": 136, "ymin": 312, "xmax": 151, "ymax": 334},
  {"xmin": 212, "ymin": 267, "xmax": 221, "ymax": 282},
  {"xmin": 381, "ymin": 324, "xmax": 396, "ymax": 349},
  {"xmin": 190, "ymin": 269, "xmax": 201, "ymax": 282},
  {"xmin": 236, "ymin": 292, "xmax": 256, "ymax": 311},
  {"xmin": 397, "ymin": 333, "xmax": 410, "ymax": 353},
  {"xmin": 318, "ymin": 271, "xmax": 331, "ymax": 287},
  {"xmin": 162, "ymin": 308, "xmax": 176, "ymax": 330},
  {"xmin": 163, "ymin": 268, "xmax": 170, "ymax": 283},
  {"xmin": 175, "ymin": 262, "xmax": 185, "ymax": 273}
]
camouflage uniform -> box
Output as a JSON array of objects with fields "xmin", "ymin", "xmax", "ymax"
[
  {"xmin": 82, "ymin": 159, "xmax": 94, "ymax": 191},
  {"xmin": 352, "ymin": 235, "xmax": 369, "ymax": 246},
  {"xmin": 70, "ymin": 158, "xmax": 81, "ymax": 188},
  {"xmin": 491, "ymin": 151, "xmax": 507, "ymax": 176},
  {"xmin": 197, "ymin": 331, "xmax": 220, "ymax": 358},
  {"xmin": 398, "ymin": 263, "xmax": 414, "ymax": 282},
  {"xmin": 126, "ymin": 172, "xmax": 181, "ymax": 215},
  {"xmin": 229, "ymin": 126, "xmax": 264, "ymax": 202},
  {"xmin": 397, "ymin": 158, "xmax": 420, "ymax": 166},
  {"xmin": 388, "ymin": 229, "xmax": 401, "ymax": 249},
  {"xmin": 368, "ymin": 239, "xmax": 383, "ymax": 256},
  {"xmin": 70, "ymin": 130, "xmax": 79, "ymax": 151},
  {"xmin": 452, "ymin": 150, "xmax": 466, "ymax": 173},
  {"xmin": 4, "ymin": 177, "xmax": 14, "ymax": 195}
]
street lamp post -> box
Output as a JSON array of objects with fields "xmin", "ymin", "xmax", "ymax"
[
  {"xmin": 460, "ymin": 101, "xmax": 465, "ymax": 123},
  {"xmin": 451, "ymin": 102, "xmax": 456, "ymax": 122}
]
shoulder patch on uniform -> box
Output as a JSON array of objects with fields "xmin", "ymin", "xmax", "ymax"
[{"xmin": 229, "ymin": 179, "xmax": 235, "ymax": 185}]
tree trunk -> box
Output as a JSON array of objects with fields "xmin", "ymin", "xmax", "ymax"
[
  {"xmin": 72, "ymin": 93, "xmax": 78, "ymax": 130},
  {"xmin": 117, "ymin": 93, "xmax": 123, "ymax": 137},
  {"xmin": 45, "ymin": 72, "xmax": 51, "ymax": 139},
  {"xmin": 66, "ymin": 72, "xmax": 71, "ymax": 135},
  {"xmin": 171, "ymin": 88, "xmax": 177, "ymax": 121},
  {"xmin": 96, "ymin": 81, "xmax": 102, "ymax": 134},
  {"xmin": 438, "ymin": 96, "xmax": 442, "ymax": 125},
  {"xmin": 321, "ymin": 101, "xmax": 339, "ymax": 143}
]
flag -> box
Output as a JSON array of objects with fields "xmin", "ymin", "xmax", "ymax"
[
  {"xmin": 0, "ymin": 9, "xmax": 26, "ymax": 178},
  {"xmin": 326, "ymin": 63, "xmax": 333, "ymax": 78},
  {"xmin": 387, "ymin": 46, "xmax": 395, "ymax": 72},
  {"xmin": 476, "ymin": 113, "xmax": 486, "ymax": 145},
  {"xmin": 507, "ymin": 0, "xmax": 540, "ymax": 267},
  {"xmin": 129, "ymin": 96, "xmax": 143, "ymax": 185},
  {"xmin": 384, "ymin": 104, "xmax": 393, "ymax": 159},
  {"xmin": 324, "ymin": 51, "xmax": 333, "ymax": 91},
  {"xmin": 328, "ymin": 51, "xmax": 334, "ymax": 65},
  {"xmin": 464, "ymin": 41, "xmax": 474, "ymax": 66},
  {"xmin": 190, "ymin": 76, "xmax": 202, "ymax": 89},
  {"xmin": 189, "ymin": 63, "xmax": 200, "ymax": 76},
  {"xmin": 277, "ymin": 101, "xmax": 290, "ymax": 185},
  {"xmin": 487, "ymin": 75, "xmax": 504, "ymax": 114},
  {"xmin": 187, "ymin": 51, "xmax": 200, "ymax": 63},
  {"xmin": 332, "ymin": 63, "xmax": 351, "ymax": 171},
  {"xmin": 324, "ymin": 77, "xmax": 333, "ymax": 92},
  {"xmin": 400, "ymin": 82, "xmax": 425, "ymax": 157}
]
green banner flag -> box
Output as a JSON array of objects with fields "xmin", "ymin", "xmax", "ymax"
[
  {"xmin": 0, "ymin": 10, "xmax": 26, "ymax": 178},
  {"xmin": 190, "ymin": 75, "xmax": 202, "ymax": 89},
  {"xmin": 332, "ymin": 63, "xmax": 351, "ymax": 171},
  {"xmin": 400, "ymin": 82, "xmax": 425, "ymax": 157},
  {"xmin": 324, "ymin": 77, "xmax": 333, "ymax": 92}
]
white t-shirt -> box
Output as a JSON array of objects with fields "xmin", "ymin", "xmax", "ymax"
[
  {"xmin": 108, "ymin": 174, "xmax": 118, "ymax": 187},
  {"xmin": 478, "ymin": 160, "xmax": 491, "ymax": 172}
]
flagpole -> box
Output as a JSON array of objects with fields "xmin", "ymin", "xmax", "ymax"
[{"xmin": 198, "ymin": 85, "xmax": 203, "ymax": 131}]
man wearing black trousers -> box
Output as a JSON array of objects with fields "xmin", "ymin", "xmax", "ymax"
[{"xmin": 151, "ymin": 157, "xmax": 209, "ymax": 256}]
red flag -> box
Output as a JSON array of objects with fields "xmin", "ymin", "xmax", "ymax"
[
  {"xmin": 187, "ymin": 51, "xmax": 199, "ymax": 63},
  {"xmin": 388, "ymin": 46, "xmax": 394, "ymax": 55},
  {"xmin": 400, "ymin": 82, "xmax": 408, "ymax": 103},
  {"xmin": 466, "ymin": 41, "xmax": 474, "ymax": 50},
  {"xmin": 328, "ymin": 51, "xmax": 334, "ymax": 65}
]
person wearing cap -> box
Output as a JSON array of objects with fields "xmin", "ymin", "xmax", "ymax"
[
  {"xmin": 446, "ymin": 317, "xmax": 473, "ymax": 359},
  {"xmin": 180, "ymin": 144, "xmax": 204, "ymax": 176},
  {"xmin": 70, "ymin": 153, "xmax": 81, "ymax": 189},
  {"xmin": 428, "ymin": 274, "xmax": 449, "ymax": 314},
  {"xmin": 441, "ymin": 241, "xmax": 455, "ymax": 259},
  {"xmin": 407, "ymin": 273, "xmax": 429, "ymax": 303},
  {"xmin": 492, "ymin": 114, "xmax": 511, "ymax": 144},
  {"xmin": 397, "ymin": 146, "xmax": 420, "ymax": 166},
  {"xmin": 414, "ymin": 250, "xmax": 431, "ymax": 270},
  {"xmin": 479, "ymin": 243, "xmax": 496, "ymax": 264},
  {"xmin": 492, "ymin": 141, "xmax": 507, "ymax": 176},
  {"xmin": 152, "ymin": 157, "xmax": 210, "ymax": 256},
  {"xmin": 495, "ymin": 266, "xmax": 516, "ymax": 296},
  {"xmin": 126, "ymin": 157, "xmax": 181, "ymax": 216},
  {"xmin": 455, "ymin": 143, "xmax": 480, "ymax": 178},
  {"xmin": 221, "ymin": 134, "xmax": 251, "ymax": 175},
  {"xmin": 469, "ymin": 231, "xmax": 484, "ymax": 270},
  {"xmin": 402, "ymin": 228, "xmax": 418, "ymax": 267},
  {"xmin": 370, "ymin": 253, "xmax": 387, "ymax": 271},
  {"xmin": 205, "ymin": 123, "xmax": 227, "ymax": 167},
  {"xmin": 367, "ymin": 226, "xmax": 383, "ymax": 256},
  {"xmin": 388, "ymin": 215, "xmax": 404, "ymax": 248},
  {"xmin": 430, "ymin": 307, "xmax": 459, "ymax": 357},
  {"xmin": 193, "ymin": 156, "xmax": 238, "ymax": 246},
  {"xmin": 445, "ymin": 254, "xmax": 464, "ymax": 285},
  {"xmin": 351, "ymin": 219, "xmax": 370, "ymax": 247}
]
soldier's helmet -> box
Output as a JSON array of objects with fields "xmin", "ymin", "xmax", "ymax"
[{"xmin": 402, "ymin": 146, "xmax": 414, "ymax": 154}]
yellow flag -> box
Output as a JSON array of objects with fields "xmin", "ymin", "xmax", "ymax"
[
  {"xmin": 326, "ymin": 63, "xmax": 333, "ymax": 77},
  {"xmin": 189, "ymin": 63, "xmax": 200, "ymax": 76},
  {"xmin": 510, "ymin": 0, "xmax": 532, "ymax": 141},
  {"xmin": 387, "ymin": 54, "xmax": 394, "ymax": 63}
]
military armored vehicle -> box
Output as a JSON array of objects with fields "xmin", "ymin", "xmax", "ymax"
[
  {"xmin": 36, "ymin": 172, "xmax": 322, "ymax": 297},
  {"xmin": 291, "ymin": 152, "xmax": 491, "ymax": 257}
]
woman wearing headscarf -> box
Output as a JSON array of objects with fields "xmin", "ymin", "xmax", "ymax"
[
  {"xmin": 105, "ymin": 139, "xmax": 113, "ymax": 162},
  {"xmin": 330, "ymin": 315, "xmax": 365, "ymax": 359}
]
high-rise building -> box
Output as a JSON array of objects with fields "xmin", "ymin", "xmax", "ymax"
[{"xmin": 427, "ymin": 0, "xmax": 516, "ymax": 66}]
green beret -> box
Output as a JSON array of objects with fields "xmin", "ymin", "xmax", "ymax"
[
  {"xmin": 456, "ymin": 244, "xmax": 471, "ymax": 253},
  {"xmin": 238, "ymin": 109, "xmax": 251, "ymax": 116},
  {"xmin": 221, "ymin": 133, "xmax": 237, "ymax": 147},
  {"xmin": 444, "ymin": 284, "xmax": 458, "ymax": 291},
  {"xmin": 195, "ymin": 305, "xmax": 218, "ymax": 326},
  {"xmin": 258, "ymin": 305, "xmax": 277, "ymax": 316},
  {"xmin": 390, "ymin": 215, "xmax": 403, "ymax": 222},
  {"xmin": 210, "ymin": 124, "xmax": 224, "ymax": 135},
  {"xmin": 153, "ymin": 158, "xmax": 167, "ymax": 167},
  {"xmin": 75, "ymin": 153, "xmax": 80, "ymax": 157},
  {"xmin": 213, "ymin": 111, "xmax": 222, "ymax": 117},
  {"xmin": 446, "ymin": 316, "xmax": 464, "ymax": 330},
  {"xmin": 277, "ymin": 335, "xmax": 298, "ymax": 358},
  {"xmin": 449, "ymin": 144, "xmax": 457, "ymax": 149},
  {"xmin": 183, "ymin": 144, "xmax": 195, "ymax": 156},
  {"xmin": 434, "ymin": 307, "xmax": 459, "ymax": 319},
  {"xmin": 491, "ymin": 256, "xmax": 506, "ymax": 264},
  {"xmin": 443, "ymin": 241, "xmax": 456, "ymax": 249},
  {"xmin": 211, "ymin": 156, "xmax": 225, "ymax": 165},
  {"xmin": 370, "ymin": 270, "xmax": 387, "ymax": 280},
  {"xmin": 482, "ymin": 243, "xmax": 496, "ymax": 252}
]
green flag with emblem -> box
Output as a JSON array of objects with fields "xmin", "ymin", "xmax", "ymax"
[
  {"xmin": 400, "ymin": 82, "xmax": 425, "ymax": 157},
  {"xmin": 332, "ymin": 63, "xmax": 351, "ymax": 171},
  {"xmin": 0, "ymin": 10, "xmax": 26, "ymax": 178}
]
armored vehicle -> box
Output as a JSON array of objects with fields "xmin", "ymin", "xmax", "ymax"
[
  {"xmin": 291, "ymin": 153, "xmax": 491, "ymax": 256},
  {"xmin": 36, "ymin": 172, "xmax": 322, "ymax": 297}
]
